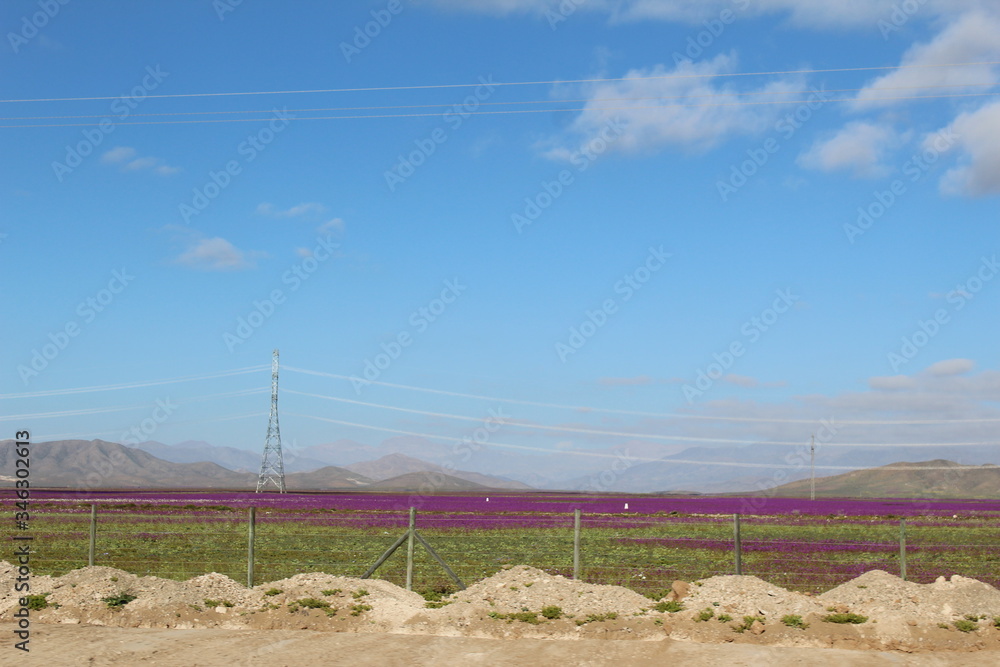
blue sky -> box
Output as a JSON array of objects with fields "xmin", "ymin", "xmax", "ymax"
[{"xmin": 2, "ymin": 1, "xmax": 999, "ymax": 469}]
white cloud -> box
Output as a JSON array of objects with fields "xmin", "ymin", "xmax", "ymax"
[
  {"xmin": 101, "ymin": 146, "xmax": 179, "ymax": 175},
  {"xmin": 935, "ymin": 100, "xmax": 1000, "ymax": 196},
  {"xmin": 542, "ymin": 54, "xmax": 801, "ymax": 158},
  {"xmin": 868, "ymin": 375, "xmax": 918, "ymax": 390},
  {"xmin": 798, "ymin": 121, "xmax": 901, "ymax": 177},
  {"xmin": 256, "ymin": 202, "xmax": 327, "ymax": 218},
  {"xmin": 174, "ymin": 237, "xmax": 265, "ymax": 271},
  {"xmin": 316, "ymin": 218, "xmax": 345, "ymax": 234},
  {"xmin": 852, "ymin": 11, "xmax": 1000, "ymax": 109},
  {"xmin": 723, "ymin": 374, "xmax": 759, "ymax": 388},
  {"xmin": 101, "ymin": 146, "xmax": 136, "ymax": 164},
  {"xmin": 925, "ymin": 358, "xmax": 975, "ymax": 376}
]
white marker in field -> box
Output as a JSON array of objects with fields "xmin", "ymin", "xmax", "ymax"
[{"xmin": 624, "ymin": 502, "xmax": 629, "ymax": 510}]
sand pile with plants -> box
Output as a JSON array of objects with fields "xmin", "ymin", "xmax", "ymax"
[{"xmin": 3, "ymin": 561, "xmax": 1000, "ymax": 652}]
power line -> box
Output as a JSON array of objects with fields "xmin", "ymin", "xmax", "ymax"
[
  {"xmin": 3, "ymin": 60, "xmax": 998, "ymax": 104},
  {"xmin": 0, "ymin": 366, "xmax": 268, "ymax": 400},
  {"xmin": 4, "ymin": 81, "xmax": 995, "ymax": 122},
  {"xmin": 285, "ymin": 412, "xmax": 996, "ymax": 471},
  {"xmin": 282, "ymin": 366, "xmax": 1000, "ymax": 426},
  {"xmin": 283, "ymin": 388, "xmax": 1000, "ymax": 446},
  {"xmin": 4, "ymin": 91, "xmax": 998, "ymax": 129}
]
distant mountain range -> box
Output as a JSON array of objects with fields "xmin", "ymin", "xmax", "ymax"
[
  {"xmin": 767, "ymin": 459, "xmax": 1000, "ymax": 499},
  {"xmin": 2, "ymin": 438, "xmax": 997, "ymax": 497}
]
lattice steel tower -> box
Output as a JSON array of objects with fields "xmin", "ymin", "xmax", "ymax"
[{"xmin": 256, "ymin": 349, "xmax": 286, "ymax": 493}]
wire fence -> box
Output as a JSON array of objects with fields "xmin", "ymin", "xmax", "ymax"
[{"xmin": 7, "ymin": 501, "xmax": 999, "ymax": 598}]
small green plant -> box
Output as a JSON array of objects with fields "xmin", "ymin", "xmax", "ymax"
[
  {"xmin": 190, "ymin": 604, "xmax": 203, "ymax": 612},
  {"xmin": 953, "ymin": 619, "xmax": 978, "ymax": 633},
  {"xmin": 264, "ymin": 588, "xmax": 282, "ymax": 597},
  {"xmin": 321, "ymin": 589, "xmax": 341, "ymax": 596},
  {"xmin": 23, "ymin": 594, "xmax": 51, "ymax": 610},
  {"xmin": 109, "ymin": 577, "xmax": 118, "ymax": 583},
  {"xmin": 524, "ymin": 582, "xmax": 533, "ymax": 587},
  {"xmin": 822, "ymin": 613, "xmax": 868, "ymax": 624},
  {"xmin": 425, "ymin": 601, "xmax": 451, "ymax": 609},
  {"xmin": 295, "ymin": 598, "xmax": 331, "ymax": 610},
  {"xmin": 103, "ymin": 593, "xmax": 137, "ymax": 610},
  {"xmin": 576, "ymin": 612, "xmax": 618, "ymax": 625},
  {"xmin": 695, "ymin": 608, "xmax": 715, "ymax": 622},
  {"xmin": 938, "ymin": 622, "xmax": 950, "ymax": 629},
  {"xmin": 993, "ymin": 616, "xmax": 1000, "ymax": 629},
  {"xmin": 350, "ymin": 603, "xmax": 372, "ymax": 616},
  {"xmin": 782, "ymin": 614, "xmax": 809, "ymax": 630},
  {"xmin": 541, "ymin": 606, "xmax": 563, "ymax": 620},
  {"xmin": 733, "ymin": 615, "xmax": 765, "ymax": 634},
  {"xmin": 509, "ymin": 586, "xmax": 518, "ymax": 591},
  {"xmin": 717, "ymin": 614, "xmax": 732, "ymax": 623},
  {"xmin": 856, "ymin": 585, "xmax": 867, "ymax": 589},
  {"xmin": 652, "ymin": 600, "xmax": 683, "ymax": 613},
  {"xmin": 964, "ymin": 614, "xmax": 983, "ymax": 622},
  {"xmin": 204, "ymin": 599, "xmax": 234, "ymax": 608},
  {"xmin": 712, "ymin": 601, "xmax": 720, "ymax": 606},
  {"xmin": 352, "ymin": 589, "xmax": 369, "ymax": 600}
]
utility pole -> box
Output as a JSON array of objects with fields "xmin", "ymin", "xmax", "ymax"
[
  {"xmin": 256, "ymin": 349, "xmax": 286, "ymax": 493},
  {"xmin": 809, "ymin": 434, "xmax": 816, "ymax": 501}
]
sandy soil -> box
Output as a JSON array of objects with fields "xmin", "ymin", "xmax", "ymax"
[
  {"xmin": 3, "ymin": 625, "xmax": 997, "ymax": 667},
  {"xmin": 3, "ymin": 562, "xmax": 1000, "ymax": 664}
]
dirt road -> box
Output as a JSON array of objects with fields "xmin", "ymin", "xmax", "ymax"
[{"xmin": 3, "ymin": 625, "xmax": 992, "ymax": 667}]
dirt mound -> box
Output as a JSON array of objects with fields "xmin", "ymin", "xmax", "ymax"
[
  {"xmin": 446, "ymin": 565, "xmax": 654, "ymax": 617},
  {"xmin": 257, "ymin": 573, "xmax": 423, "ymax": 628},
  {"xmin": 682, "ymin": 575, "xmax": 826, "ymax": 619},
  {"xmin": 821, "ymin": 570, "xmax": 1000, "ymax": 623}
]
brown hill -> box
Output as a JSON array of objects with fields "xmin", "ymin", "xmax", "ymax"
[
  {"xmin": 346, "ymin": 453, "xmax": 530, "ymax": 490},
  {"xmin": 371, "ymin": 471, "xmax": 490, "ymax": 492},
  {"xmin": 0, "ymin": 440, "xmax": 372, "ymax": 491},
  {"xmin": 768, "ymin": 460, "xmax": 1000, "ymax": 498}
]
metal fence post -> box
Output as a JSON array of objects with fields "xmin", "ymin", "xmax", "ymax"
[
  {"xmin": 88, "ymin": 504, "xmax": 97, "ymax": 567},
  {"xmin": 573, "ymin": 509, "xmax": 581, "ymax": 580},
  {"xmin": 405, "ymin": 507, "xmax": 416, "ymax": 591},
  {"xmin": 899, "ymin": 518, "xmax": 907, "ymax": 581},
  {"xmin": 733, "ymin": 513, "xmax": 742, "ymax": 575},
  {"xmin": 247, "ymin": 507, "xmax": 256, "ymax": 588}
]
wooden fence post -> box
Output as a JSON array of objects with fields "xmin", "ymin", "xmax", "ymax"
[
  {"xmin": 405, "ymin": 507, "xmax": 416, "ymax": 591},
  {"xmin": 573, "ymin": 509, "xmax": 581, "ymax": 580},
  {"xmin": 733, "ymin": 513, "xmax": 742, "ymax": 576},
  {"xmin": 247, "ymin": 507, "xmax": 256, "ymax": 588},
  {"xmin": 899, "ymin": 519, "xmax": 907, "ymax": 581},
  {"xmin": 88, "ymin": 504, "xmax": 97, "ymax": 567}
]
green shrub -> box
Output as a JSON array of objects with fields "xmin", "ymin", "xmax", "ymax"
[
  {"xmin": 653, "ymin": 600, "xmax": 683, "ymax": 613},
  {"xmin": 541, "ymin": 606, "xmax": 563, "ymax": 620},
  {"xmin": 953, "ymin": 619, "xmax": 977, "ymax": 633},
  {"xmin": 295, "ymin": 598, "xmax": 330, "ymax": 610},
  {"xmin": 993, "ymin": 616, "xmax": 1000, "ymax": 629},
  {"xmin": 204, "ymin": 599, "xmax": 233, "ymax": 608},
  {"xmin": 350, "ymin": 603, "xmax": 372, "ymax": 616},
  {"xmin": 695, "ymin": 608, "xmax": 715, "ymax": 622},
  {"xmin": 23, "ymin": 594, "xmax": 51, "ymax": 610},
  {"xmin": 822, "ymin": 613, "xmax": 868, "ymax": 624},
  {"xmin": 103, "ymin": 593, "xmax": 137, "ymax": 610},
  {"xmin": 782, "ymin": 614, "xmax": 809, "ymax": 630},
  {"xmin": 321, "ymin": 589, "xmax": 341, "ymax": 597},
  {"xmin": 733, "ymin": 615, "xmax": 765, "ymax": 634},
  {"xmin": 352, "ymin": 589, "xmax": 369, "ymax": 600},
  {"xmin": 717, "ymin": 614, "xmax": 732, "ymax": 623},
  {"xmin": 264, "ymin": 588, "xmax": 282, "ymax": 597}
]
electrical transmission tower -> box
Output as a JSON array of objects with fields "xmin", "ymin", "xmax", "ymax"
[{"xmin": 256, "ymin": 349, "xmax": 286, "ymax": 493}]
